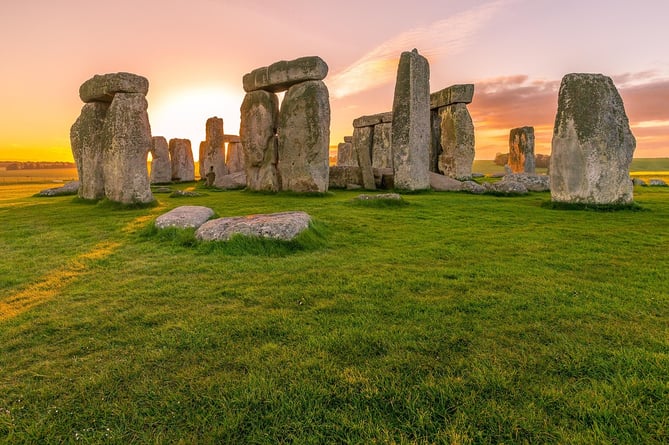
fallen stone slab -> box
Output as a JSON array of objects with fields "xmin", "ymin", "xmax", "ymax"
[
  {"xmin": 648, "ymin": 179, "xmax": 668, "ymax": 187},
  {"xmin": 37, "ymin": 181, "xmax": 80, "ymax": 197},
  {"xmin": 79, "ymin": 72, "xmax": 149, "ymax": 103},
  {"xmin": 243, "ymin": 56, "xmax": 328, "ymax": 93},
  {"xmin": 355, "ymin": 193, "xmax": 402, "ymax": 201},
  {"xmin": 195, "ymin": 211, "xmax": 311, "ymax": 241},
  {"xmin": 429, "ymin": 172, "xmax": 463, "ymax": 192},
  {"xmin": 461, "ymin": 181, "xmax": 485, "ymax": 194},
  {"xmin": 484, "ymin": 180, "xmax": 528, "ymax": 195},
  {"xmin": 155, "ymin": 206, "xmax": 215, "ymax": 229},
  {"xmin": 503, "ymin": 173, "xmax": 550, "ymax": 192}
]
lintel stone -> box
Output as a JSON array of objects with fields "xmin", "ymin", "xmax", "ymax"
[
  {"xmin": 352, "ymin": 111, "xmax": 392, "ymax": 128},
  {"xmin": 243, "ymin": 56, "xmax": 328, "ymax": 93},
  {"xmin": 430, "ymin": 84, "xmax": 474, "ymax": 110},
  {"xmin": 79, "ymin": 72, "xmax": 149, "ymax": 103}
]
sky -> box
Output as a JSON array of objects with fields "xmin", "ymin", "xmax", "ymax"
[{"xmin": 1, "ymin": 0, "xmax": 668, "ymax": 162}]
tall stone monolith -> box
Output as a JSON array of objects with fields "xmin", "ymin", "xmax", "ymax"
[
  {"xmin": 391, "ymin": 49, "xmax": 430, "ymax": 190},
  {"xmin": 102, "ymin": 93, "xmax": 153, "ymax": 204},
  {"xmin": 150, "ymin": 136, "xmax": 172, "ymax": 183},
  {"xmin": 226, "ymin": 139, "xmax": 244, "ymax": 173},
  {"xmin": 240, "ymin": 90, "xmax": 280, "ymax": 191},
  {"xmin": 438, "ymin": 103, "xmax": 475, "ymax": 180},
  {"xmin": 70, "ymin": 102, "xmax": 109, "ymax": 199},
  {"xmin": 200, "ymin": 117, "xmax": 228, "ymax": 181},
  {"xmin": 169, "ymin": 138, "xmax": 195, "ymax": 182},
  {"xmin": 509, "ymin": 127, "xmax": 535, "ymax": 174},
  {"xmin": 550, "ymin": 73, "xmax": 636, "ymax": 205},
  {"xmin": 277, "ymin": 80, "xmax": 330, "ymax": 192}
]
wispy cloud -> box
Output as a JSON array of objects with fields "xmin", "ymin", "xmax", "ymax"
[{"xmin": 328, "ymin": 0, "xmax": 514, "ymax": 99}]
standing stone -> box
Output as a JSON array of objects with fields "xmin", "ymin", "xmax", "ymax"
[
  {"xmin": 429, "ymin": 109, "xmax": 442, "ymax": 173},
  {"xmin": 509, "ymin": 127, "xmax": 535, "ymax": 174},
  {"xmin": 372, "ymin": 122, "xmax": 393, "ymax": 169},
  {"xmin": 102, "ymin": 93, "xmax": 154, "ymax": 204},
  {"xmin": 150, "ymin": 136, "xmax": 172, "ymax": 184},
  {"xmin": 353, "ymin": 126, "xmax": 376, "ymax": 190},
  {"xmin": 438, "ymin": 103, "xmax": 475, "ymax": 180},
  {"xmin": 70, "ymin": 102, "xmax": 109, "ymax": 199},
  {"xmin": 201, "ymin": 117, "xmax": 228, "ymax": 181},
  {"xmin": 226, "ymin": 141, "xmax": 244, "ymax": 173},
  {"xmin": 169, "ymin": 138, "xmax": 195, "ymax": 182},
  {"xmin": 550, "ymin": 73, "xmax": 636, "ymax": 204},
  {"xmin": 391, "ymin": 49, "xmax": 430, "ymax": 190},
  {"xmin": 277, "ymin": 80, "xmax": 330, "ymax": 192},
  {"xmin": 240, "ymin": 90, "xmax": 280, "ymax": 191},
  {"xmin": 337, "ymin": 141, "xmax": 355, "ymax": 166}
]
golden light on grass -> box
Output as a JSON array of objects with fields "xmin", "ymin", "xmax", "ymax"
[{"xmin": 0, "ymin": 241, "xmax": 121, "ymax": 321}]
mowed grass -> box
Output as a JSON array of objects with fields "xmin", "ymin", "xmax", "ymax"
[{"xmin": 0, "ymin": 180, "xmax": 668, "ymax": 444}]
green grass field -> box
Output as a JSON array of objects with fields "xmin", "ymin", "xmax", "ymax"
[{"xmin": 1, "ymin": 171, "xmax": 668, "ymax": 443}]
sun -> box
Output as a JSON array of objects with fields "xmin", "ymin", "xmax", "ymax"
[{"xmin": 148, "ymin": 86, "xmax": 245, "ymax": 161}]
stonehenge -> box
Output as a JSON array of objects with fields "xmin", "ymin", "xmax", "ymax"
[
  {"xmin": 550, "ymin": 73, "xmax": 636, "ymax": 205},
  {"xmin": 391, "ymin": 49, "xmax": 431, "ymax": 191},
  {"xmin": 429, "ymin": 84, "xmax": 475, "ymax": 180},
  {"xmin": 509, "ymin": 127, "xmax": 536, "ymax": 174},
  {"xmin": 71, "ymin": 72, "xmax": 154, "ymax": 204},
  {"xmin": 169, "ymin": 138, "xmax": 195, "ymax": 182},
  {"xmin": 241, "ymin": 56, "xmax": 330, "ymax": 192}
]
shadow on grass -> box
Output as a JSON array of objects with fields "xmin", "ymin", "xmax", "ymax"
[{"xmin": 541, "ymin": 200, "xmax": 645, "ymax": 212}]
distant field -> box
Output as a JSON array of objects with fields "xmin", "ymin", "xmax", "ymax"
[{"xmin": 0, "ymin": 158, "xmax": 667, "ymax": 184}]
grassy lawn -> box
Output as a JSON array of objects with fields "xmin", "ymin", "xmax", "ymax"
[{"xmin": 1, "ymin": 179, "xmax": 668, "ymax": 444}]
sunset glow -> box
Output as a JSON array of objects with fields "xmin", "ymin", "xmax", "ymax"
[{"xmin": 1, "ymin": 0, "xmax": 668, "ymax": 162}]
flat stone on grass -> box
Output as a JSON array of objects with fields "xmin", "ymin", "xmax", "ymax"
[
  {"xmin": 155, "ymin": 206, "xmax": 215, "ymax": 229},
  {"xmin": 195, "ymin": 211, "xmax": 311, "ymax": 241},
  {"xmin": 355, "ymin": 193, "xmax": 403, "ymax": 201}
]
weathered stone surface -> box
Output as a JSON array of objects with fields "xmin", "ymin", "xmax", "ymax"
[
  {"xmin": 329, "ymin": 166, "xmax": 363, "ymax": 188},
  {"xmin": 80, "ymin": 72, "xmax": 149, "ymax": 103},
  {"xmin": 649, "ymin": 179, "xmax": 668, "ymax": 187},
  {"xmin": 372, "ymin": 122, "xmax": 393, "ymax": 169},
  {"xmin": 243, "ymin": 56, "xmax": 328, "ymax": 93},
  {"xmin": 429, "ymin": 172, "xmax": 463, "ymax": 191},
  {"xmin": 240, "ymin": 90, "xmax": 280, "ymax": 191},
  {"xmin": 353, "ymin": 111, "xmax": 392, "ymax": 128},
  {"xmin": 70, "ymin": 102, "xmax": 108, "ymax": 200},
  {"xmin": 155, "ymin": 205, "xmax": 214, "ymax": 229},
  {"xmin": 169, "ymin": 138, "xmax": 195, "ymax": 182},
  {"xmin": 430, "ymin": 84, "xmax": 474, "ymax": 109},
  {"xmin": 200, "ymin": 117, "xmax": 228, "ymax": 182},
  {"xmin": 38, "ymin": 181, "xmax": 80, "ymax": 197},
  {"xmin": 550, "ymin": 73, "xmax": 636, "ymax": 205},
  {"xmin": 277, "ymin": 80, "xmax": 330, "ymax": 192},
  {"xmin": 484, "ymin": 180, "xmax": 529, "ymax": 195},
  {"xmin": 336, "ymin": 141, "xmax": 357, "ymax": 167},
  {"xmin": 461, "ymin": 180, "xmax": 485, "ymax": 194},
  {"xmin": 353, "ymin": 126, "xmax": 376, "ymax": 189},
  {"xmin": 196, "ymin": 211, "xmax": 311, "ymax": 241},
  {"xmin": 509, "ymin": 127, "xmax": 535, "ymax": 173},
  {"xmin": 391, "ymin": 49, "xmax": 430, "ymax": 191},
  {"xmin": 102, "ymin": 93, "xmax": 154, "ymax": 204},
  {"xmin": 226, "ymin": 141, "xmax": 244, "ymax": 173},
  {"xmin": 214, "ymin": 171, "xmax": 247, "ymax": 189},
  {"xmin": 503, "ymin": 173, "xmax": 550, "ymax": 192},
  {"xmin": 438, "ymin": 103, "xmax": 475, "ymax": 180},
  {"xmin": 150, "ymin": 136, "xmax": 172, "ymax": 184},
  {"xmin": 429, "ymin": 109, "xmax": 442, "ymax": 173},
  {"xmin": 343, "ymin": 136, "xmax": 353, "ymax": 143},
  {"xmin": 355, "ymin": 193, "xmax": 402, "ymax": 201}
]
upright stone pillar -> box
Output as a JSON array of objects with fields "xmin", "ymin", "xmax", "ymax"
[
  {"xmin": 337, "ymin": 136, "xmax": 356, "ymax": 167},
  {"xmin": 70, "ymin": 72, "xmax": 153, "ymax": 204},
  {"xmin": 277, "ymin": 80, "xmax": 330, "ymax": 192},
  {"xmin": 550, "ymin": 73, "xmax": 636, "ymax": 205},
  {"xmin": 240, "ymin": 90, "xmax": 280, "ymax": 191},
  {"xmin": 509, "ymin": 126, "xmax": 535, "ymax": 173},
  {"xmin": 70, "ymin": 102, "xmax": 109, "ymax": 199},
  {"xmin": 391, "ymin": 49, "xmax": 430, "ymax": 190},
  {"xmin": 150, "ymin": 136, "xmax": 172, "ymax": 184},
  {"xmin": 169, "ymin": 138, "xmax": 195, "ymax": 182},
  {"xmin": 430, "ymin": 84, "xmax": 475, "ymax": 180},
  {"xmin": 352, "ymin": 125, "xmax": 376, "ymax": 190},
  {"xmin": 201, "ymin": 117, "xmax": 228, "ymax": 181},
  {"xmin": 225, "ymin": 136, "xmax": 244, "ymax": 173}
]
